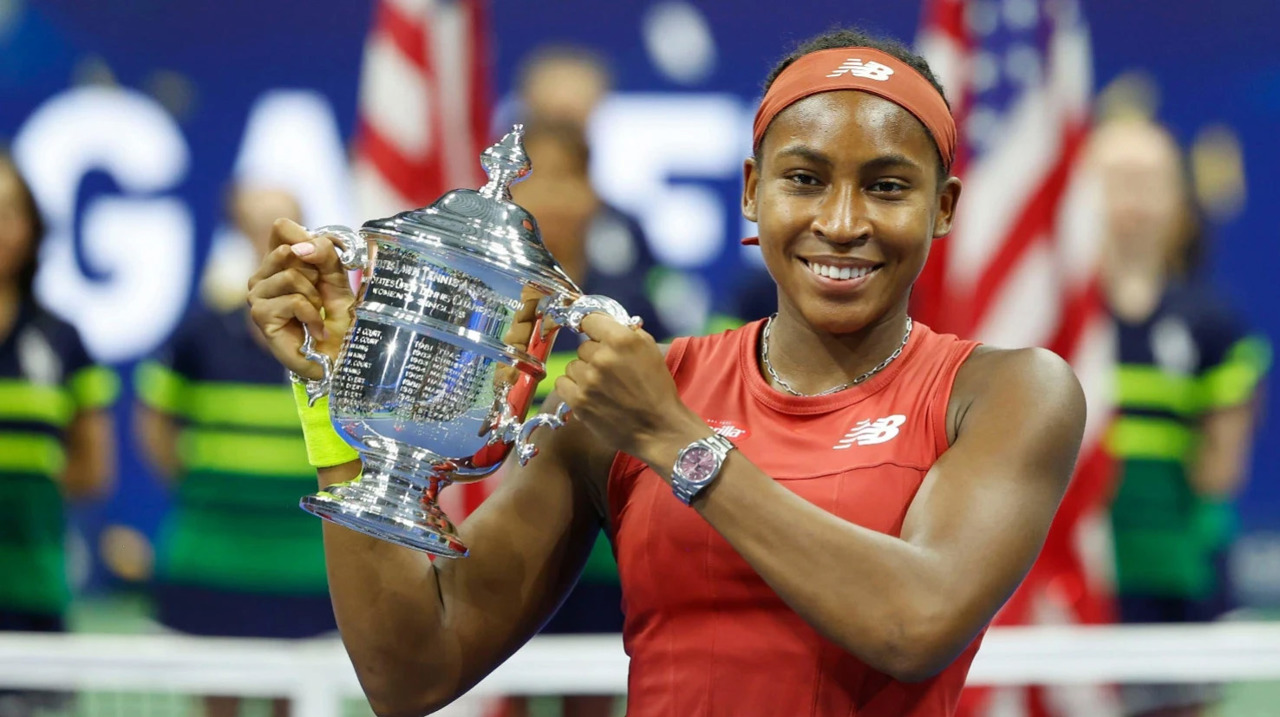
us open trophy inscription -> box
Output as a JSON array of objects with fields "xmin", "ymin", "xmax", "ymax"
[{"xmin": 293, "ymin": 126, "xmax": 638, "ymax": 558}]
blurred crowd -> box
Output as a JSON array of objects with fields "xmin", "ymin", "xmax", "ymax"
[{"xmin": 0, "ymin": 39, "xmax": 1271, "ymax": 717}]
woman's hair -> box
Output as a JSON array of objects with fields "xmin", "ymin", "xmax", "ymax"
[
  {"xmin": 1169, "ymin": 152, "xmax": 1208, "ymax": 280},
  {"xmin": 0, "ymin": 153, "xmax": 46, "ymax": 303},
  {"xmin": 758, "ymin": 27, "xmax": 951, "ymax": 177}
]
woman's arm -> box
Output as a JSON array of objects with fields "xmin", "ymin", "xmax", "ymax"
[
  {"xmin": 134, "ymin": 403, "xmax": 181, "ymax": 482},
  {"xmin": 314, "ymin": 404, "xmax": 609, "ymax": 717},
  {"xmin": 249, "ymin": 220, "xmax": 610, "ymax": 717},
  {"xmin": 560, "ymin": 318, "xmax": 1083, "ymax": 683},
  {"xmin": 62, "ymin": 408, "xmax": 115, "ymax": 499},
  {"xmin": 1191, "ymin": 395, "xmax": 1260, "ymax": 498},
  {"xmin": 670, "ymin": 348, "xmax": 1081, "ymax": 680}
]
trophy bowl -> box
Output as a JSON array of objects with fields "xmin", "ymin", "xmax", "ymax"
[{"xmin": 294, "ymin": 125, "xmax": 638, "ymax": 558}]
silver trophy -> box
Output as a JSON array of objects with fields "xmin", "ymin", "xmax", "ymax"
[{"xmin": 294, "ymin": 126, "xmax": 638, "ymax": 558}]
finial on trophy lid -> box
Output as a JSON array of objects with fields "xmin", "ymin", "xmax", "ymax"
[{"xmin": 478, "ymin": 125, "xmax": 533, "ymax": 201}]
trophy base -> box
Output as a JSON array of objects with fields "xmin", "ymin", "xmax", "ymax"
[{"xmin": 300, "ymin": 477, "xmax": 469, "ymax": 559}]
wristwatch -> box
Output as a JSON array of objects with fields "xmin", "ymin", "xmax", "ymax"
[{"xmin": 671, "ymin": 433, "xmax": 735, "ymax": 505}]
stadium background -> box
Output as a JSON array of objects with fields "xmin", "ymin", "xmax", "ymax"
[{"xmin": 0, "ymin": 0, "xmax": 1277, "ymax": 605}]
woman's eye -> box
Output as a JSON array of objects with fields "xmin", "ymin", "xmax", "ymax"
[{"xmin": 869, "ymin": 181, "xmax": 907, "ymax": 193}]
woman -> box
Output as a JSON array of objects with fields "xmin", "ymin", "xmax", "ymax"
[
  {"xmin": 1091, "ymin": 118, "xmax": 1270, "ymax": 717},
  {"xmin": 248, "ymin": 28, "xmax": 1085, "ymax": 717},
  {"xmin": 136, "ymin": 182, "xmax": 335, "ymax": 717},
  {"xmin": 0, "ymin": 154, "xmax": 116, "ymax": 715}
]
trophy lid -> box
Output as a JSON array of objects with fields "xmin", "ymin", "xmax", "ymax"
[{"xmin": 360, "ymin": 125, "xmax": 580, "ymax": 296}]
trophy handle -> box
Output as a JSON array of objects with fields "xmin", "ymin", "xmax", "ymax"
[
  {"xmin": 505, "ymin": 294, "xmax": 641, "ymax": 463},
  {"xmin": 512, "ymin": 401, "xmax": 572, "ymax": 465},
  {"xmin": 541, "ymin": 293, "xmax": 643, "ymax": 333},
  {"xmin": 296, "ymin": 225, "xmax": 370, "ymax": 406}
]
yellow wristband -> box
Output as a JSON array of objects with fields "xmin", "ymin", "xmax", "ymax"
[{"xmin": 293, "ymin": 382, "xmax": 361, "ymax": 468}]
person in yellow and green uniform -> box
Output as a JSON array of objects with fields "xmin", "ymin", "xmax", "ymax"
[
  {"xmin": 0, "ymin": 155, "xmax": 118, "ymax": 716},
  {"xmin": 134, "ymin": 184, "xmax": 332, "ymax": 717},
  {"xmin": 1093, "ymin": 118, "xmax": 1272, "ymax": 717}
]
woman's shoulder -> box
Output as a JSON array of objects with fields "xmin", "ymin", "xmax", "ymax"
[
  {"xmin": 958, "ymin": 344, "xmax": 1080, "ymax": 389},
  {"xmin": 952, "ymin": 345, "xmax": 1084, "ymax": 431},
  {"xmin": 662, "ymin": 319, "xmax": 764, "ymax": 377}
]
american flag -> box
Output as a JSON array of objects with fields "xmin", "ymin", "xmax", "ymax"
[
  {"xmin": 915, "ymin": 1, "xmax": 1119, "ymax": 715},
  {"xmin": 352, "ymin": 0, "xmax": 497, "ymax": 524},
  {"xmin": 352, "ymin": 0, "xmax": 492, "ymax": 219}
]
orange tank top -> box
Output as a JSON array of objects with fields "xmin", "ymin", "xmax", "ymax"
[{"xmin": 608, "ymin": 318, "xmax": 981, "ymax": 717}]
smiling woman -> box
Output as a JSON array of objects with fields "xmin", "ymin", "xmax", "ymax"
[{"xmin": 244, "ymin": 25, "xmax": 1086, "ymax": 717}]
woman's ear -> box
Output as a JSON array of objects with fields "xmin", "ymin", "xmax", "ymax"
[
  {"xmin": 932, "ymin": 176, "xmax": 963, "ymax": 238},
  {"xmin": 742, "ymin": 158, "xmax": 760, "ymax": 223}
]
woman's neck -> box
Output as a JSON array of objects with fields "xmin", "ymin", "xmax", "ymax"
[
  {"xmin": 1103, "ymin": 259, "xmax": 1167, "ymax": 323},
  {"xmin": 0, "ymin": 282, "xmax": 21, "ymax": 344},
  {"xmin": 762, "ymin": 299, "xmax": 913, "ymax": 396}
]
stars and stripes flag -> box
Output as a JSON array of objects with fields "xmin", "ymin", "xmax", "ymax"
[
  {"xmin": 914, "ymin": 1, "xmax": 1120, "ymax": 714},
  {"xmin": 352, "ymin": 0, "xmax": 492, "ymax": 218},
  {"xmin": 352, "ymin": 0, "xmax": 497, "ymax": 523}
]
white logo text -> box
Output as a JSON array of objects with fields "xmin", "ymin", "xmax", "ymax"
[
  {"xmin": 834, "ymin": 415, "xmax": 907, "ymax": 448},
  {"xmin": 826, "ymin": 59, "xmax": 895, "ymax": 81}
]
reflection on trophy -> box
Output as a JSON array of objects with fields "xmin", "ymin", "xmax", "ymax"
[{"xmin": 293, "ymin": 125, "xmax": 639, "ymax": 558}]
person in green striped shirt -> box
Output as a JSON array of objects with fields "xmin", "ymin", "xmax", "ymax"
[
  {"xmin": 0, "ymin": 155, "xmax": 118, "ymax": 716},
  {"xmin": 1094, "ymin": 118, "xmax": 1272, "ymax": 717},
  {"xmin": 135, "ymin": 184, "xmax": 333, "ymax": 717}
]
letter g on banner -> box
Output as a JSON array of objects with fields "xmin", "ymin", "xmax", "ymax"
[{"xmin": 13, "ymin": 86, "xmax": 194, "ymax": 363}]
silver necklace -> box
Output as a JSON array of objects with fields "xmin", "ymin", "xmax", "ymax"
[{"xmin": 760, "ymin": 314, "xmax": 913, "ymax": 397}]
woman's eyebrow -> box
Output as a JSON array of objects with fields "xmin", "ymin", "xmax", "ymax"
[
  {"xmin": 862, "ymin": 154, "xmax": 922, "ymax": 173},
  {"xmin": 774, "ymin": 145, "xmax": 831, "ymax": 167}
]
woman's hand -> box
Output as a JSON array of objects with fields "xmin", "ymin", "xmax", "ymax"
[
  {"xmin": 246, "ymin": 219, "xmax": 357, "ymax": 380},
  {"xmin": 555, "ymin": 313, "xmax": 707, "ymax": 466}
]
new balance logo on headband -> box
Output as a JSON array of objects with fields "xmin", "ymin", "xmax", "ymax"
[{"xmin": 826, "ymin": 58, "xmax": 895, "ymax": 81}]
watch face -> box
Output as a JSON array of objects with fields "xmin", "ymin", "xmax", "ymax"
[{"xmin": 676, "ymin": 445, "xmax": 718, "ymax": 483}]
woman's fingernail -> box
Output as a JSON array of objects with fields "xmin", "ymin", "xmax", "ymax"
[{"xmin": 291, "ymin": 242, "xmax": 316, "ymax": 257}]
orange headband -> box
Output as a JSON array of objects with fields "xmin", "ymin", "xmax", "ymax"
[
  {"xmin": 743, "ymin": 47, "xmax": 956, "ymax": 246},
  {"xmin": 752, "ymin": 47, "xmax": 955, "ymax": 171}
]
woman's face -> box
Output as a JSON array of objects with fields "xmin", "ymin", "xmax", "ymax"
[
  {"xmin": 1090, "ymin": 123, "xmax": 1186, "ymax": 269},
  {"xmin": 510, "ymin": 135, "xmax": 597, "ymax": 262},
  {"xmin": 743, "ymin": 90, "xmax": 959, "ymax": 335},
  {"xmin": 0, "ymin": 163, "xmax": 35, "ymax": 285}
]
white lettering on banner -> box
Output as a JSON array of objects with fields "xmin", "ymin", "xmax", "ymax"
[
  {"xmin": 205, "ymin": 90, "xmax": 355, "ymax": 304},
  {"xmin": 13, "ymin": 86, "xmax": 194, "ymax": 363},
  {"xmin": 589, "ymin": 94, "xmax": 747, "ymax": 269},
  {"xmin": 14, "ymin": 87, "xmax": 353, "ymax": 364}
]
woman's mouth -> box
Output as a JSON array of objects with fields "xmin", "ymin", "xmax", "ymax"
[{"xmin": 800, "ymin": 258, "xmax": 882, "ymax": 287}]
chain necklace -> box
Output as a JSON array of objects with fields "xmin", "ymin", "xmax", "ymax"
[{"xmin": 760, "ymin": 314, "xmax": 913, "ymax": 397}]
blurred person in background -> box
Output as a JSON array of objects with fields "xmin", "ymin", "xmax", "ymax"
[
  {"xmin": 503, "ymin": 44, "xmax": 672, "ymax": 717},
  {"xmin": 0, "ymin": 154, "xmax": 117, "ymax": 717},
  {"xmin": 505, "ymin": 119, "xmax": 669, "ymax": 717},
  {"xmin": 1092, "ymin": 117, "xmax": 1272, "ymax": 717},
  {"xmin": 510, "ymin": 45, "xmax": 673, "ymax": 337},
  {"xmin": 134, "ymin": 183, "xmax": 335, "ymax": 717},
  {"xmin": 511, "ymin": 45, "xmax": 611, "ymax": 130}
]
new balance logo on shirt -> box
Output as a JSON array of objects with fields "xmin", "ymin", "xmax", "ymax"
[
  {"xmin": 834, "ymin": 415, "xmax": 907, "ymax": 449},
  {"xmin": 826, "ymin": 58, "xmax": 895, "ymax": 81}
]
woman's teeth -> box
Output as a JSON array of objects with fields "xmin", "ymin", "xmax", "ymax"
[{"xmin": 805, "ymin": 261, "xmax": 876, "ymax": 281}]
